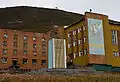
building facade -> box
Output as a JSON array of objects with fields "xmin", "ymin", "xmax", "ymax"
[
  {"xmin": 0, "ymin": 29, "xmax": 48, "ymax": 70},
  {"xmin": 1, "ymin": 12, "xmax": 120, "ymax": 71},
  {"xmin": 64, "ymin": 12, "xmax": 120, "ymax": 69}
]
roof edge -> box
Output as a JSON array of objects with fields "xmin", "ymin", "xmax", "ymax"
[{"xmin": 64, "ymin": 16, "xmax": 85, "ymax": 29}]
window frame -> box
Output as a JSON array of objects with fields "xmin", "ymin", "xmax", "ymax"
[
  {"xmin": 79, "ymin": 51, "xmax": 82, "ymax": 56},
  {"xmin": 113, "ymin": 51, "xmax": 119, "ymax": 57},
  {"xmin": 3, "ymin": 49, "xmax": 7, "ymax": 55},
  {"xmin": 41, "ymin": 60, "xmax": 46, "ymax": 65},
  {"xmin": 24, "ymin": 50, "xmax": 27, "ymax": 55},
  {"xmin": 112, "ymin": 30, "xmax": 118, "ymax": 44},
  {"xmin": 22, "ymin": 59, "xmax": 28, "ymax": 64},
  {"xmin": 32, "ymin": 59, "xmax": 37, "ymax": 65},
  {"xmin": 3, "ymin": 41, "xmax": 7, "ymax": 47},
  {"xmin": 4, "ymin": 33, "xmax": 8, "ymax": 38},
  {"xmin": 24, "ymin": 35, "xmax": 28, "ymax": 41},
  {"xmin": 1, "ymin": 57, "xmax": 7, "ymax": 64},
  {"xmin": 13, "ymin": 49, "xmax": 17, "ymax": 55}
]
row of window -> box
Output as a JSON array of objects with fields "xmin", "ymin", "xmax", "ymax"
[
  {"xmin": 113, "ymin": 51, "xmax": 119, "ymax": 57},
  {"xmin": 1, "ymin": 58, "xmax": 46, "ymax": 65},
  {"xmin": 2, "ymin": 33, "xmax": 46, "ymax": 55},
  {"xmin": 68, "ymin": 29, "xmax": 118, "ymax": 45},
  {"xmin": 2, "ymin": 38, "xmax": 46, "ymax": 48},
  {"xmin": 73, "ymin": 51, "xmax": 120, "ymax": 57},
  {"xmin": 68, "ymin": 37, "xmax": 87, "ymax": 48},
  {"xmin": 68, "ymin": 26, "xmax": 86, "ymax": 37},
  {"xmin": 72, "ymin": 51, "xmax": 120, "ymax": 58},
  {"xmin": 2, "ymin": 49, "xmax": 46, "ymax": 55},
  {"xmin": 73, "ymin": 49, "xmax": 87, "ymax": 58},
  {"xmin": 3, "ymin": 33, "xmax": 46, "ymax": 41}
]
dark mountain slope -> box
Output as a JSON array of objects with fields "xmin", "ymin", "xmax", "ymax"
[{"xmin": 0, "ymin": 6, "xmax": 84, "ymax": 32}]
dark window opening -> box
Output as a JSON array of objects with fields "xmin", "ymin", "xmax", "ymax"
[
  {"xmin": 41, "ymin": 60, "xmax": 46, "ymax": 65},
  {"xmin": 3, "ymin": 41, "xmax": 7, "ymax": 47},
  {"xmin": 32, "ymin": 59, "xmax": 37, "ymax": 64},
  {"xmin": 22, "ymin": 59, "xmax": 28, "ymax": 64}
]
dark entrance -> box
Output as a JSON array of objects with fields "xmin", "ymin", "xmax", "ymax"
[
  {"xmin": 12, "ymin": 59, "xmax": 20, "ymax": 69},
  {"xmin": 12, "ymin": 60, "xmax": 18, "ymax": 66}
]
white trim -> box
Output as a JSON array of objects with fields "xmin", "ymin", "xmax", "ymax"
[
  {"xmin": 64, "ymin": 39, "xmax": 67, "ymax": 68},
  {"xmin": 52, "ymin": 38, "xmax": 55, "ymax": 68}
]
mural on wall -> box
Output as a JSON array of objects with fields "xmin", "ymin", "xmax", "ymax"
[{"xmin": 87, "ymin": 18, "xmax": 105, "ymax": 55}]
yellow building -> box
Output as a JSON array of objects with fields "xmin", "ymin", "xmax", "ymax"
[{"xmin": 64, "ymin": 12, "xmax": 120, "ymax": 71}]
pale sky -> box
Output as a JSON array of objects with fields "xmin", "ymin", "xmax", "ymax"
[{"xmin": 0, "ymin": 0, "xmax": 120, "ymax": 21}]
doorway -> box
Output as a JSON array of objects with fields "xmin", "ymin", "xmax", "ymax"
[
  {"xmin": 12, "ymin": 60, "xmax": 18, "ymax": 66},
  {"xmin": 12, "ymin": 59, "xmax": 18, "ymax": 69}
]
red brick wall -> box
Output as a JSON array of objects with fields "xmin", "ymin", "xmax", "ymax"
[{"xmin": 0, "ymin": 29, "xmax": 48, "ymax": 70}]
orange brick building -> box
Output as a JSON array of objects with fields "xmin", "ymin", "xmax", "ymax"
[{"xmin": 0, "ymin": 29, "xmax": 48, "ymax": 70}]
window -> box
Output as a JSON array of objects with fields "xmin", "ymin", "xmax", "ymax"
[
  {"xmin": 73, "ymin": 42, "xmax": 76, "ymax": 46},
  {"xmin": 22, "ymin": 59, "xmax": 28, "ymax": 64},
  {"xmin": 32, "ymin": 59, "xmax": 37, "ymax": 64},
  {"xmin": 73, "ymin": 30, "xmax": 76, "ymax": 35},
  {"xmin": 4, "ymin": 33, "xmax": 8, "ymax": 38},
  {"xmin": 79, "ymin": 51, "xmax": 82, "ymax": 56},
  {"xmin": 42, "ymin": 38, "xmax": 46, "ymax": 44},
  {"xmin": 33, "ymin": 37, "xmax": 36, "ymax": 41},
  {"xmin": 68, "ymin": 33, "xmax": 70, "ymax": 38},
  {"xmin": 73, "ymin": 37, "xmax": 77, "ymax": 46},
  {"xmin": 13, "ymin": 30, "xmax": 17, "ymax": 33},
  {"xmin": 84, "ymin": 37, "xmax": 87, "ymax": 43},
  {"xmin": 13, "ymin": 34, "xmax": 18, "ymax": 40},
  {"xmin": 13, "ymin": 42, "xmax": 17, "ymax": 48},
  {"xmin": 73, "ymin": 53, "xmax": 76, "ymax": 58},
  {"xmin": 42, "ymin": 44, "xmax": 46, "ymax": 50},
  {"xmin": 78, "ymin": 39, "xmax": 82, "ymax": 45},
  {"xmin": 112, "ymin": 30, "xmax": 118, "ymax": 44},
  {"xmin": 24, "ymin": 35, "xmax": 28, "ymax": 40},
  {"xmin": 33, "ymin": 44, "xmax": 37, "ymax": 48},
  {"xmin": 42, "ymin": 51, "xmax": 46, "ymax": 55},
  {"xmin": 73, "ymin": 31, "xmax": 74, "ymax": 35},
  {"xmin": 24, "ymin": 43, "xmax": 27, "ymax": 48},
  {"xmin": 3, "ymin": 49, "xmax": 7, "ymax": 55},
  {"xmin": 3, "ymin": 41, "xmax": 7, "ymax": 47},
  {"xmin": 13, "ymin": 50, "xmax": 17, "ymax": 55},
  {"xmin": 78, "ymin": 28, "xmax": 82, "ymax": 33},
  {"xmin": 1, "ymin": 58, "xmax": 7, "ymax": 64},
  {"xmin": 84, "ymin": 49, "xmax": 87, "ymax": 55},
  {"xmin": 78, "ymin": 28, "xmax": 80, "ymax": 33},
  {"xmin": 68, "ymin": 32, "xmax": 71, "ymax": 38},
  {"xmin": 24, "ymin": 50, "xmax": 27, "ymax": 55},
  {"xmin": 83, "ymin": 25, "xmax": 86, "ymax": 31},
  {"xmin": 42, "ymin": 41, "xmax": 46, "ymax": 44},
  {"xmin": 68, "ymin": 44, "xmax": 71, "ymax": 48},
  {"xmin": 42, "ymin": 38, "xmax": 46, "ymax": 41},
  {"xmin": 33, "ymin": 51, "xmax": 37, "ymax": 56},
  {"xmin": 113, "ymin": 51, "xmax": 119, "ymax": 57},
  {"xmin": 41, "ymin": 60, "xmax": 46, "ymax": 65}
]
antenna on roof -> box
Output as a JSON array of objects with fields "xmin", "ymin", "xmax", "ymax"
[
  {"xmin": 55, "ymin": 7, "xmax": 58, "ymax": 9},
  {"xmin": 90, "ymin": 9, "xmax": 92, "ymax": 12}
]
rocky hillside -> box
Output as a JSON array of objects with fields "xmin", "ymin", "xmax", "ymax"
[{"xmin": 0, "ymin": 6, "xmax": 84, "ymax": 32}]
